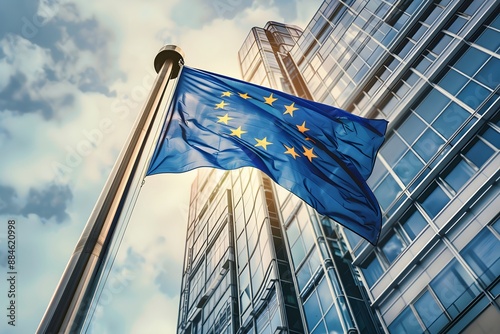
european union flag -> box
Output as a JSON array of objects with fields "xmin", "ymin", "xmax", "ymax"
[{"xmin": 147, "ymin": 66, "xmax": 387, "ymax": 244}]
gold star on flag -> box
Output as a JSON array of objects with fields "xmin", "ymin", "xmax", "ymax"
[
  {"xmin": 284, "ymin": 145, "xmax": 300, "ymax": 159},
  {"xmin": 221, "ymin": 91, "xmax": 232, "ymax": 97},
  {"xmin": 215, "ymin": 101, "xmax": 229, "ymax": 109},
  {"xmin": 230, "ymin": 126, "xmax": 246, "ymax": 138},
  {"xmin": 264, "ymin": 93, "xmax": 278, "ymax": 106},
  {"xmin": 239, "ymin": 92, "xmax": 251, "ymax": 99},
  {"xmin": 255, "ymin": 137, "xmax": 272, "ymax": 150},
  {"xmin": 284, "ymin": 103, "xmax": 298, "ymax": 117},
  {"xmin": 217, "ymin": 113, "xmax": 233, "ymax": 125},
  {"xmin": 297, "ymin": 121, "xmax": 309, "ymax": 133},
  {"xmin": 302, "ymin": 146, "xmax": 317, "ymax": 162}
]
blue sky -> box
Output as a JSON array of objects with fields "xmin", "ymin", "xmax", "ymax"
[{"xmin": 0, "ymin": 0, "xmax": 322, "ymax": 332}]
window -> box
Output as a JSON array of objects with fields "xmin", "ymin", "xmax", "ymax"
[
  {"xmin": 432, "ymin": 102, "xmax": 470, "ymax": 139},
  {"xmin": 480, "ymin": 124, "xmax": 500, "ymax": 149},
  {"xmin": 388, "ymin": 307, "xmax": 422, "ymax": 333},
  {"xmin": 394, "ymin": 150, "xmax": 424, "ymax": 185},
  {"xmin": 374, "ymin": 174, "xmax": 402, "ymax": 211},
  {"xmin": 304, "ymin": 292, "xmax": 322, "ymax": 331},
  {"xmin": 381, "ymin": 233, "xmax": 405, "ymax": 264},
  {"xmin": 430, "ymin": 260, "xmax": 477, "ymax": 315},
  {"xmin": 413, "ymin": 89, "xmax": 449, "ymax": 124},
  {"xmin": 380, "ymin": 134, "xmax": 407, "ymax": 165},
  {"xmin": 414, "ymin": 290, "xmax": 447, "ymax": 332},
  {"xmin": 413, "ymin": 128, "xmax": 445, "ymax": 162},
  {"xmin": 398, "ymin": 113, "xmax": 427, "ymax": 145},
  {"xmin": 461, "ymin": 224, "xmax": 500, "ymax": 286},
  {"xmin": 418, "ymin": 182, "xmax": 450, "ymax": 218},
  {"xmin": 454, "ymin": 47, "xmax": 490, "ymax": 77},
  {"xmin": 438, "ymin": 68, "xmax": 468, "ymax": 95},
  {"xmin": 441, "ymin": 157, "xmax": 475, "ymax": 193},
  {"xmin": 401, "ymin": 208, "xmax": 427, "ymax": 240},
  {"xmin": 457, "ymin": 80, "xmax": 490, "ymax": 110},
  {"xmin": 362, "ymin": 255, "xmax": 384, "ymax": 287},
  {"xmin": 463, "ymin": 137, "xmax": 494, "ymax": 168},
  {"xmin": 475, "ymin": 26, "xmax": 500, "ymax": 52}
]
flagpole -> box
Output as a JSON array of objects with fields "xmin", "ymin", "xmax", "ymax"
[{"xmin": 37, "ymin": 45, "xmax": 184, "ymax": 334}]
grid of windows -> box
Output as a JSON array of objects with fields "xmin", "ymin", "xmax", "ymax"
[
  {"xmin": 362, "ymin": 116, "xmax": 498, "ymax": 287},
  {"xmin": 303, "ymin": 276, "xmax": 344, "ymax": 334},
  {"xmin": 388, "ymin": 259, "xmax": 479, "ymax": 333}
]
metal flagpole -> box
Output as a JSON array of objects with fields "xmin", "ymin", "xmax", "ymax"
[{"xmin": 37, "ymin": 45, "xmax": 184, "ymax": 334}]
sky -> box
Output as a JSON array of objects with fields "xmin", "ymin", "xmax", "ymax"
[{"xmin": 0, "ymin": 0, "xmax": 322, "ymax": 332}]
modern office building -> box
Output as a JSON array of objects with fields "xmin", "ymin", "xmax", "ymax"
[{"xmin": 177, "ymin": 1, "xmax": 499, "ymax": 333}]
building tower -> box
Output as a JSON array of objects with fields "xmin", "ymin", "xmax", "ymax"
[
  {"xmin": 177, "ymin": 0, "xmax": 500, "ymax": 333},
  {"xmin": 277, "ymin": 0, "xmax": 500, "ymax": 332}
]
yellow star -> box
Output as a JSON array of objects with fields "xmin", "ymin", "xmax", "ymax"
[
  {"xmin": 263, "ymin": 93, "xmax": 278, "ymax": 106},
  {"xmin": 230, "ymin": 126, "xmax": 246, "ymax": 138},
  {"xmin": 221, "ymin": 91, "xmax": 232, "ymax": 97},
  {"xmin": 284, "ymin": 145, "xmax": 300, "ymax": 159},
  {"xmin": 284, "ymin": 103, "xmax": 298, "ymax": 117},
  {"xmin": 217, "ymin": 113, "xmax": 233, "ymax": 125},
  {"xmin": 297, "ymin": 121, "xmax": 309, "ymax": 133},
  {"xmin": 239, "ymin": 92, "xmax": 251, "ymax": 99},
  {"xmin": 255, "ymin": 137, "xmax": 273, "ymax": 150},
  {"xmin": 215, "ymin": 101, "xmax": 229, "ymax": 109},
  {"xmin": 302, "ymin": 146, "xmax": 318, "ymax": 162}
]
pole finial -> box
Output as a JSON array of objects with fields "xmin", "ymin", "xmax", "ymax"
[{"xmin": 154, "ymin": 45, "xmax": 185, "ymax": 77}]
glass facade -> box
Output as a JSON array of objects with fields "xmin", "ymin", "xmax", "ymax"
[
  {"xmin": 286, "ymin": 0, "xmax": 499, "ymax": 333},
  {"xmin": 177, "ymin": 1, "xmax": 499, "ymax": 333}
]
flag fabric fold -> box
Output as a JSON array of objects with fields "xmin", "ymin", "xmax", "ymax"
[{"xmin": 147, "ymin": 66, "xmax": 388, "ymax": 244}]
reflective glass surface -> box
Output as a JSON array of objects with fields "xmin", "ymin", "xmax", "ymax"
[
  {"xmin": 418, "ymin": 182, "xmax": 450, "ymax": 218},
  {"xmin": 461, "ymin": 227, "xmax": 500, "ymax": 286},
  {"xmin": 388, "ymin": 307, "xmax": 422, "ymax": 333},
  {"xmin": 381, "ymin": 233, "xmax": 405, "ymax": 264},
  {"xmin": 363, "ymin": 256, "xmax": 384, "ymax": 286},
  {"xmin": 401, "ymin": 208, "xmax": 427, "ymax": 240}
]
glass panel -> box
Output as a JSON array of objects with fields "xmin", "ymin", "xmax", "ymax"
[
  {"xmin": 401, "ymin": 208, "xmax": 427, "ymax": 240},
  {"xmin": 480, "ymin": 125, "xmax": 500, "ymax": 149},
  {"xmin": 414, "ymin": 128, "xmax": 445, "ymax": 162},
  {"xmin": 394, "ymin": 150, "xmax": 424, "ymax": 185},
  {"xmin": 413, "ymin": 89, "xmax": 449, "ymax": 123},
  {"xmin": 461, "ymin": 228, "xmax": 500, "ymax": 286},
  {"xmin": 374, "ymin": 174, "xmax": 402, "ymax": 211},
  {"xmin": 454, "ymin": 47, "xmax": 490, "ymax": 77},
  {"xmin": 398, "ymin": 112, "xmax": 427, "ymax": 145},
  {"xmin": 388, "ymin": 307, "xmax": 422, "ymax": 333},
  {"xmin": 304, "ymin": 293, "xmax": 322, "ymax": 331},
  {"xmin": 433, "ymin": 102, "xmax": 470, "ymax": 139},
  {"xmin": 446, "ymin": 15, "xmax": 467, "ymax": 34},
  {"xmin": 475, "ymin": 27, "xmax": 500, "ymax": 52},
  {"xmin": 311, "ymin": 321, "xmax": 327, "ymax": 334},
  {"xmin": 317, "ymin": 277, "xmax": 333, "ymax": 311},
  {"xmin": 414, "ymin": 291, "xmax": 447, "ymax": 331},
  {"xmin": 380, "ymin": 134, "xmax": 407, "ymax": 165},
  {"xmin": 381, "ymin": 233, "xmax": 405, "ymax": 264},
  {"xmin": 367, "ymin": 158, "xmax": 387, "ymax": 188},
  {"xmin": 457, "ymin": 80, "xmax": 490, "ymax": 110},
  {"xmin": 438, "ymin": 68, "xmax": 468, "ymax": 95},
  {"xmin": 418, "ymin": 182, "xmax": 449, "ymax": 218},
  {"xmin": 441, "ymin": 158, "xmax": 475, "ymax": 193},
  {"xmin": 476, "ymin": 57, "xmax": 500, "ymax": 89},
  {"xmin": 363, "ymin": 255, "xmax": 384, "ymax": 286},
  {"xmin": 463, "ymin": 138, "xmax": 494, "ymax": 168},
  {"xmin": 324, "ymin": 305, "xmax": 344, "ymax": 334},
  {"xmin": 297, "ymin": 262, "xmax": 313, "ymax": 291},
  {"xmin": 291, "ymin": 239, "xmax": 307, "ymax": 267},
  {"xmin": 430, "ymin": 260, "xmax": 476, "ymax": 316},
  {"xmin": 287, "ymin": 218, "xmax": 301, "ymax": 245}
]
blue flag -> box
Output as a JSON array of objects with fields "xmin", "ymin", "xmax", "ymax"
[{"xmin": 147, "ymin": 66, "xmax": 387, "ymax": 244}]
